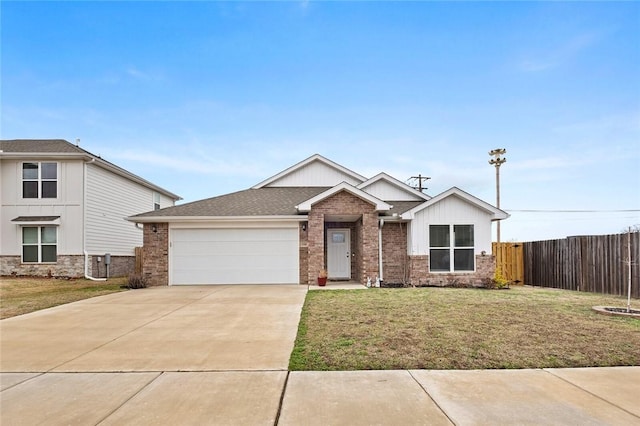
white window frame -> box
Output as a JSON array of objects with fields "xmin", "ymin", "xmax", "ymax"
[
  {"xmin": 429, "ymin": 224, "xmax": 475, "ymax": 273},
  {"xmin": 153, "ymin": 192, "xmax": 161, "ymax": 210},
  {"xmin": 22, "ymin": 226, "xmax": 58, "ymax": 263},
  {"xmin": 22, "ymin": 162, "xmax": 58, "ymax": 199}
]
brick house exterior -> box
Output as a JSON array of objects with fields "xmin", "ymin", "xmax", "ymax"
[{"xmin": 131, "ymin": 155, "xmax": 508, "ymax": 287}]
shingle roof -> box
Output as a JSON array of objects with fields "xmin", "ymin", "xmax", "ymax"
[
  {"xmin": 0, "ymin": 139, "xmax": 86, "ymax": 153},
  {"xmin": 386, "ymin": 201, "xmax": 425, "ymax": 215},
  {"xmin": 131, "ymin": 188, "xmax": 426, "ymax": 219},
  {"xmin": 131, "ymin": 187, "xmax": 331, "ymax": 218}
]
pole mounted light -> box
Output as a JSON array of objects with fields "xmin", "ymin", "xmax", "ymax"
[{"xmin": 489, "ymin": 148, "xmax": 507, "ymax": 243}]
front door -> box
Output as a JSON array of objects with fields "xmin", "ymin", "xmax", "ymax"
[{"xmin": 327, "ymin": 229, "xmax": 351, "ymax": 279}]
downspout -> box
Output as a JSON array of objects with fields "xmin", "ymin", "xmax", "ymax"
[
  {"xmin": 83, "ymin": 158, "xmax": 106, "ymax": 281},
  {"xmin": 378, "ymin": 218, "xmax": 384, "ymax": 283}
]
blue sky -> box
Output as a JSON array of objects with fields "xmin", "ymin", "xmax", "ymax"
[{"xmin": 2, "ymin": 1, "xmax": 639, "ymax": 242}]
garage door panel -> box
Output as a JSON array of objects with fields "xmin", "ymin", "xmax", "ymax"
[
  {"xmin": 173, "ymin": 242, "xmax": 297, "ymax": 258},
  {"xmin": 170, "ymin": 228, "xmax": 299, "ymax": 285}
]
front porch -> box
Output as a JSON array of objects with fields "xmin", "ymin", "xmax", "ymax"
[{"xmin": 304, "ymin": 190, "xmax": 380, "ymax": 286}]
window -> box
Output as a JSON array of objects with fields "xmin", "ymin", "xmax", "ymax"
[
  {"xmin": 429, "ymin": 225, "xmax": 474, "ymax": 272},
  {"xmin": 22, "ymin": 226, "xmax": 57, "ymax": 263},
  {"xmin": 22, "ymin": 162, "xmax": 57, "ymax": 198},
  {"xmin": 153, "ymin": 192, "xmax": 161, "ymax": 210}
]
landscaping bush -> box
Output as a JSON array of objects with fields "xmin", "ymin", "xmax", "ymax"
[
  {"xmin": 485, "ymin": 268, "xmax": 510, "ymax": 289},
  {"xmin": 127, "ymin": 274, "xmax": 148, "ymax": 289}
]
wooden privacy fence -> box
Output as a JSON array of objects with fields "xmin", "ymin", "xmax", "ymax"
[
  {"xmin": 492, "ymin": 242, "xmax": 524, "ymax": 284},
  {"xmin": 522, "ymin": 232, "xmax": 639, "ymax": 298},
  {"xmin": 135, "ymin": 247, "xmax": 144, "ymax": 275}
]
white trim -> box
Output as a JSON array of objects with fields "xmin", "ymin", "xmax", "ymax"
[
  {"xmin": 327, "ymin": 228, "xmax": 351, "ymax": 280},
  {"xmin": 13, "ymin": 219, "xmax": 61, "ymax": 226},
  {"xmin": 428, "ymin": 224, "xmax": 476, "ymax": 273},
  {"xmin": 252, "ymin": 154, "xmax": 367, "ymax": 189},
  {"xmin": 358, "ymin": 172, "xmax": 431, "ymax": 201},
  {"xmin": 401, "ymin": 187, "xmax": 509, "ymax": 221},
  {"xmin": 21, "ymin": 225, "xmax": 58, "ymax": 264},
  {"xmin": 296, "ymin": 182, "xmax": 392, "ymax": 212},
  {"xmin": 128, "ymin": 215, "xmax": 307, "ymax": 223}
]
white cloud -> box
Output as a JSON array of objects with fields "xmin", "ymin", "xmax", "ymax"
[
  {"xmin": 103, "ymin": 148, "xmax": 265, "ymax": 178},
  {"xmin": 517, "ymin": 32, "xmax": 600, "ymax": 73}
]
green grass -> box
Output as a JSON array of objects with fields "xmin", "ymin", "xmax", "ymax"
[
  {"xmin": 289, "ymin": 286, "xmax": 640, "ymax": 370},
  {"xmin": 1, "ymin": 277, "xmax": 128, "ymax": 319}
]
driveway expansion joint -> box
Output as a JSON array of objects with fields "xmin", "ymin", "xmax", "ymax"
[{"xmin": 543, "ymin": 368, "xmax": 640, "ymax": 420}]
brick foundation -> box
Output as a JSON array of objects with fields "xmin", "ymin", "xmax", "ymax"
[
  {"xmin": 0, "ymin": 254, "xmax": 135, "ymax": 278},
  {"xmin": 90, "ymin": 255, "xmax": 135, "ymax": 278},
  {"xmin": 408, "ymin": 254, "xmax": 495, "ymax": 287},
  {"xmin": 0, "ymin": 255, "xmax": 85, "ymax": 278}
]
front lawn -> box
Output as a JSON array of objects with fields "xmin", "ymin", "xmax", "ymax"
[
  {"xmin": 289, "ymin": 286, "xmax": 640, "ymax": 370},
  {"xmin": 0, "ymin": 277, "xmax": 128, "ymax": 319}
]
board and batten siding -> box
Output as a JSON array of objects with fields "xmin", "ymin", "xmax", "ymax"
[
  {"xmin": 85, "ymin": 164, "xmax": 161, "ymax": 255},
  {"xmin": 408, "ymin": 195, "xmax": 493, "ymax": 256},
  {"xmin": 0, "ymin": 159, "xmax": 84, "ymax": 255},
  {"xmin": 361, "ymin": 180, "xmax": 423, "ymax": 201},
  {"xmin": 267, "ymin": 161, "xmax": 363, "ymax": 187}
]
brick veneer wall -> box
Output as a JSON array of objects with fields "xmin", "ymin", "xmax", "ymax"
[
  {"xmin": 408, "ymin": 254, "xmax": 495, "ymax": 287},
  {"xmin": 0, "ymin": 255, "xmax": 84, "ymax": 277},
  {"xmin": 299, "ymin": 222, "xmax": 308, "ymax": 284},
  {"xmin": 307, "ymin": 191, "xmax": 379, "ymax": 285},
  {"xmin": 90, "ymin": 255, "xmax": 135, "ymax": 278},
  {"xmin": 381, "ymin": 222, "xmax": 408, "ymax": 284},
  {"xmin": 142, "ymin": 223, "xmax": 169, "ymax": 286}
]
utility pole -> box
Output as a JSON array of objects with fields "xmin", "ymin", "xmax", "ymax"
[
  {"xmin": 409, "ymin": 174, "xmax": 431, "ymax": 193},
  {"xmin": 489, "ymin": 148, "xmax": 507, "ymax": 243}
]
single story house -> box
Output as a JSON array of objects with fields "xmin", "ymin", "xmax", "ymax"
[{"xmin": 129, "ymin": 154, "xmax": 508, "ymax": 286}]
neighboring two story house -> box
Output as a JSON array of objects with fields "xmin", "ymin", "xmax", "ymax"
[{"xmin": 0, "ymin": 139, "xmax": 180, "ymax": 278}]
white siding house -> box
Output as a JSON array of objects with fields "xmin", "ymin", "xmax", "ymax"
[{"xmin": 0, "ymin": 139, "xmax": 180, "ymax": 278}]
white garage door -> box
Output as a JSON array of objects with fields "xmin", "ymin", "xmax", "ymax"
[{"xmin": 170, "ymin": 228, "xmax": 299, "ymax": 285}]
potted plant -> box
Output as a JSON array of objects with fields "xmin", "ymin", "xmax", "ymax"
[{"xmin": 318, "ymin": 269, "xmax": 328, "ymax": 286}]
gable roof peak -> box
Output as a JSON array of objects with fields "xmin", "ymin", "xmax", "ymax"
[
  {"xmin": 252, "ymin": 154, "xmax": 367, "ymax": 189},
  {"xmin": 358, "ymin": 172, "xmax": 431, "ymax": 201},
  {"xmin": 401, "ymin": 186, "xmax": 509, "ymax": 221}
]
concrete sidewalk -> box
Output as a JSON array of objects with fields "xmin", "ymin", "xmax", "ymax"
[
  {"xmin": 2, "ymin": 367, "xmax": 638, "ymax": 425},
  {"xmin": 1, "ymin": 286, "xmax": 639, "ymax": 425}
]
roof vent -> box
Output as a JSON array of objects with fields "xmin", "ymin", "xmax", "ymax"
[{"xmin": 76, "ymin": 138, "xmax": 80, "ymax": 146}]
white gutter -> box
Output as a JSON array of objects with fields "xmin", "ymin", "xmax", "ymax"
[
  {"xmin": 126, "ymin": 215, "xmax": 309, "ymax": 223},
  {"xmin": 83, "ymin": 158, "xmax": 106, "ymax": 281}
]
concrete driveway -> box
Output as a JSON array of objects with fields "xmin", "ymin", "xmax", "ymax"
[
  {"xmin": 2, "ymin": 285, "xmax": 639, "ymax": 425},
  {"xmin": 1, "ymin": 285, "xmax": 307, "ymax": 372},
  {"xmin": 1, "ymin": 285, "xmax": 306, "ymax": 425}
]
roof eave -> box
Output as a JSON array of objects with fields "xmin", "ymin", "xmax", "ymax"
[
  {"xmin": 296, "ymin": 182, "xmax": 392, "ymax": 212},
  {"xmin": 90, "ymin": 158, "xmax": 182, "ymax": 201},
  {"xmin": 127, "ymin": 215, "xmax": 308, "ymax": 223},
  {"xmin": 0, "ymin": 151, "xmax": 181, "ymax": 201}
]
